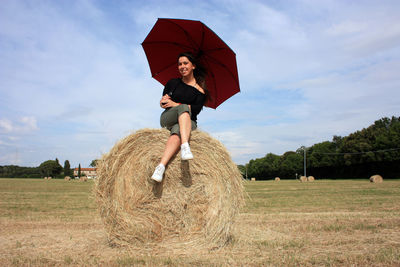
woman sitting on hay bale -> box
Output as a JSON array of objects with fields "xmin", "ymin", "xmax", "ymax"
[{"xmin": 151, "ymin": 52, "xmax": 208, "ymax": 182}]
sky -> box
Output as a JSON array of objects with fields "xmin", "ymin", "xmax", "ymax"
[{"xmin": 1, "ymin": 0, "xmax": 400, "ymax": 168}]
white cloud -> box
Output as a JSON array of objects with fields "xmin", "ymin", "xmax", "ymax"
[
  {"xmin": 20, "ymin": 116, "xmax": 38, "ymax": 131},
  {"xmin": 0, "ymin": 119, "xmax": 13, "ymax": 133},
  {"xmin": 0, "ymin": 117, "xmax": 38, "ymax": 134}
]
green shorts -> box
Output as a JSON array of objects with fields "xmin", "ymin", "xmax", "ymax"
[{"xmin": 160, "ymin": 104, "xmax": 197, "ymax": 136}]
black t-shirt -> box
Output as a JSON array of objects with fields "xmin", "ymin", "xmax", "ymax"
[{"xmin": 162, "ymin": 78, "xmax": 206, "ymax": 122}]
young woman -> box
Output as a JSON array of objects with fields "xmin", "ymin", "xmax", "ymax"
[{"xmin": 151, "ymin": 52, "xmax": 207, "ymax": 182}]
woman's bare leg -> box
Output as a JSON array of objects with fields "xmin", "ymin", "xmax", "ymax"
[
  {"xmin": 178, "ymin": 112, "xmax": 194, "ymax": 160},
  {"xmin": 160, "ymin": 134, "xmax": 181, "ymax": 166},
  {"xmin": 178, "ymin": 112, "xmax": 191, "ymax": 144}
]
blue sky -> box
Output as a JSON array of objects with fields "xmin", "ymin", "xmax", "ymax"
[{"xmin": 1, "ymin": 0, "xmax": 400, "ymax": 168}]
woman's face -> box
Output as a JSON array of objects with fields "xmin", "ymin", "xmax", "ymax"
[{"xmin": 178, "ymin": 56, "xmax": 195, "ymax": 77}]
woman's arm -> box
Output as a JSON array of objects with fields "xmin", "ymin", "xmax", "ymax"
[{"xmin": 160, "ymin": 95, "xmax": 181, "ymax": 109}]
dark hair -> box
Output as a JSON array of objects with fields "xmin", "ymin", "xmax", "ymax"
[
  {"xmin": 178, "ymin": 52, "xmax": 207, "ymax": 89},
  {"xmin": 178, "ymin": 52, "xmax": 209, "ymax": 104}
]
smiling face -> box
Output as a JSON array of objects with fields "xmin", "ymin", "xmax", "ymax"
[{"xmin": 178, "ymin": 56, "xmax": 195, "ymax": 77}]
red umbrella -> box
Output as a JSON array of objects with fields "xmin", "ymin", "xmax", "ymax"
[{"xmin": 141, "ymin": 18, "xmax": 240, "ymax": 109}]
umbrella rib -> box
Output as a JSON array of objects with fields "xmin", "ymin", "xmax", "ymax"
[
  {"xmin": 207, "ymin": 62, "xmax": 218, "ymax": 108},
  {"xmin": 202, "ymin": 53, "xmax": 240, "ymax": 88},
  {"xmin": 152, "ymin": 61, "xmax": 178, "ymax": 78},
  {"xmin": 165, "ymin": 20, "xmax": 200, "ymax": 51}
]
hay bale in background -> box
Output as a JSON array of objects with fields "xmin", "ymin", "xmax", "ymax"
[
  {"xmin": 251, "ymin": 177, "xmax": 256, "ymax": 181},
  {"xmin": 95, "ymin": 128, "xmax": 244, "ymax": 251},
  {"xmin": 64, "ymin": 176, "xmax": 71, "ymax": 181},
  {"xmin": 299, "ymin": 176, "xmax": 307, "ymax": 182},
  {"xmin": 79, "ymin": 177, "xmax": 88, "ymax": 182},
  {"xmin": 370, "ymin": 174, "xmax": 383, "ymax": 183},
  {"xmin": 275, "ymin": 177, "xmax": 280, "ymax": 181},
  {"xmin": 307, "ymin": 176, "xmax": 315, "ymax": 182}
]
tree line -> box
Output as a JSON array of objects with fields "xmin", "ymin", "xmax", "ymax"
[
  {"xmin": 0, "ymin": 159, "xmax": 72, "ymax": 178},
  {"xmin": 0, "ymin": 159, "xmax": 99, "ymax": 179},
  {"xmin": 239, "ymin": 116, "xmax": 400, "ymax": 180}
]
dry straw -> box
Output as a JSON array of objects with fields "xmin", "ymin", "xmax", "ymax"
[
  {"xmin": 299, "ymin": 176, "xmax": 307, "ymax": 182},
  {"xmin": 370, "ymin": 174, "xmax": 383, "ymax": 183},
  {"xmin": 64, "ymin": 176, "xmax": 71, "ymax": 181},
  {"xmin": 79, "ymin": 177, "xmax": 88, "ymax": 182},
  {"xmin": 95, "ymin": 128, "xmax": 244, "ymax": 251},
  {"xmin": 275, "ymin": 177, "xmax": 280, "ymax": 181},
  {"xmin": 307, "ymin": 176, "xmax": 315, "ymax": 182}
]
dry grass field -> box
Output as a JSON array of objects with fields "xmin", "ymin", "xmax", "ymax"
[{"xmin": 1, "ymin": 178, "xmax": 400, "ymax": 266}]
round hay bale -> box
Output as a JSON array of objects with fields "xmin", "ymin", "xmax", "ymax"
[
  {"xmin": 370, "ymin": 174, "xmax": 383, "ymax": 183},
  {"xmin": 299, "ymin": 176, "xmax": 307, "ymax": 182},
  {"xmin": 307, "ymin": 176, "xmax": 315, "ymax": 182},
  {"xmin": 79, "ymin": 176, "xmax": 88, "ymax": 182},
  {"xmin": 64, "ymin": 176, "xmax": 71, "ymax": 181},
  {"xmin": 251, "ymin": 177, "xmax": 256, "ymax": 181},
  {"xmin": 95, "ymin": 128, "xmax": 244, "ymax": 250},
  {"xmin": 275, "ymin": 177, "xmax": 280, "ymax": 181}
]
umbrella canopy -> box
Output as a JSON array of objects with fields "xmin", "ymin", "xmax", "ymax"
[{"xmin": 142, "ymin": 18, "xmax": 240, "ymax": 109}]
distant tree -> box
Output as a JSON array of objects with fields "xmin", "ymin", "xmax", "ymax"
[
  {"xmin": 279, "ymin": 151, "xmax": 302, "ymax": 178},
  {"xmin": 39, "ymin": 160, "xmax": 62, "ymax": 178},
  {"xmin": 63, "ymin": 160, "xmax": 71, "ymax": 177},
  {"xmin": 237, "ymin": 165, "xmax": 246, "ymax": 179},
  {"xmin": 0, "ymin": 165, "xmax": 40, "ymax": 178},
  {"xmin": 247, "ymin": 153, "xmax": 282, "ymax": 179},
  {"xmin": 78, "ymin": 164, "xmax": 81, "ymax": 178},
  {"xmin": 245, "ymin": 116, "xmax": 400, "ymax": 179},
  {"xmin": 90, "ymin": 159, "xmax": 99, "ymax": 167},
  {"xmin": 308, "ymin": 141, "xmax": 337, "ymax": 168},
  {"xmin": 262, "ymin": 153, "xmax": 281, "ymax": 178}
]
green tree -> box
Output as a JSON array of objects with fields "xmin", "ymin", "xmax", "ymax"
[
  {"xmin": 308, "ymin": 141, "xmax": 338, "ymax": 168},
  {"xmin": 261, "ymin": 153, "xmax": 281, "ymax": 178},
  {"xmin": 78, "ymin": 164, "xmax": 81, "ymax": 178},
  {"xmin": 39, "ymin": 160, "xmax": 62, "ymax": 178},
  {"xmin": 90, "ymin": 159, "xmax": 99, "ymax": 167},
  {"xmin": 63, "ymin": 160, "xmax": 71, "ymax": 177},
  {"xmin": 279, "ymin": 151, "xmax": 302, "ymax": 178},
  {"xmin": 237, "ymin": 165, "xmax": 246, "ymax": 178}
]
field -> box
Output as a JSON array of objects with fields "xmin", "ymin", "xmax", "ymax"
[{"xmin": 1, "ymin": 178, "xmax": 400, "ymax": 266}]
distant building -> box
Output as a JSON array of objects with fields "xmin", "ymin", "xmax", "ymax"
[{"xmin": 73, "ymin": 168, "xmax": 97, "ymax": 179}]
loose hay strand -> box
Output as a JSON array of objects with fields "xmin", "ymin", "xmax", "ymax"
[{"xmin": 95, "ymin": 128, "xmax": 244, "ymax": 251}]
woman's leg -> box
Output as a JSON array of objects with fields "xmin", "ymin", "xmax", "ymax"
[
  {"xmin": 152, "ymin": 105, "xmax": 193, "ymax": 182},
  {"xmin": 160, "ymin": 134, "xmax": 181, "ymax": 166},
  {"xmin": 178, "ymin": 111, "xmax": 194, "ymax": 160},
  {"xmin": 152, "ymin": 134, "xmax": 181, "ymax": 182},
  {"xmin": 178, "ymin": 111, "xmax": 191, "ymax": 144}
]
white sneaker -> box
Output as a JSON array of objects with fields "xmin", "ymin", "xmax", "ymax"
[
  {"xmin": 181, "ymin": 142, "xmax": 193, "ymax": 160},
  {"xmin": 151, "ymin": 164, "xmax": 165, "ymax": 182}
]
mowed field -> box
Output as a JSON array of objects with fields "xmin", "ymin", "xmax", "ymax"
[{"xmin": 1, "ymin": 178, "xmax": 400, "ymax": 266}]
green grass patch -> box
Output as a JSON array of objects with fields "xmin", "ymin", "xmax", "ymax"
[
  {"xmin": 0, "ymin": 178, "xmax": 96, "ymax": 221},
  {"xmin": 244, "ymin": 179, "xmax": 400, "ymax": 213}
]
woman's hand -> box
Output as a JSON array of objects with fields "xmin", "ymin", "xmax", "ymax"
[{"xmin": 160, "ymin": 94, "xmax": 179, "ymax": 109}]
